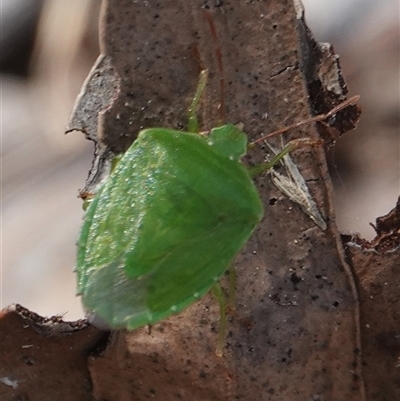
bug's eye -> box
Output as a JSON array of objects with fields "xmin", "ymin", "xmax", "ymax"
[
  {"xmin": 111, "ymin": 154, "xmax": 123, "ymax": 172},
  {"xmin": 82, "ymin": 197, "xmax": 94, "ymax": 211}
]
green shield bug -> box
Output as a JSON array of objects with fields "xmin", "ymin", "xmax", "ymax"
[
  {"xmin": 76, "ymin": 69, "xmax": 358, "ymax": 356},
  {"xmin": 75, "ymin": 12, "xmax": 359, "ymax": 354},
  {"xmin": 76, "ymin": 70, "xmax": 266, "ymax": 330}
]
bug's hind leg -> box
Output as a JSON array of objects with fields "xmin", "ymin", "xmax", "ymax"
[
  {"xmin": 211, "ymin": 265, "xmax": 237, "ymax": 357},
  {"xmin": 228, "ymin": 264, "xmax": 236, "ymax": 309}
]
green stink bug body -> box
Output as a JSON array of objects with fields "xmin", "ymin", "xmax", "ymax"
[{"xmin": 77, "ymin": 124, "xmax": 263, "ymax": 329}]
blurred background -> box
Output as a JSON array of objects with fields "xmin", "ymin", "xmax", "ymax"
[{"xmin": 2, "ymin": 0, "xmax": 399, "ymax": 321}]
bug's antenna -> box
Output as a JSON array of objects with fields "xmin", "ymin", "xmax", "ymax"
[
  {"xmin": 204, "ymin": 9, "xmax": 225, "ymax": 124},
  {"xmin": 251, "ymin": 95, "xmax": 360, "ymax": 145}
]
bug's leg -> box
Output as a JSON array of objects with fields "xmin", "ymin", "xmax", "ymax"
[
  {"xmin": 187, "ymin": 70, "xmax": 208, "ymax": 133},
  {"xmin": 211, "ymin": 283, "xmax": 227, "ymax": 357},
  {"xmin": 248, "ymin": 138, "xmax": 322, "ymax": 178},
  {"xmin": 228, "ymin": 264, "xmax": 236, "ymax": 309}
]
